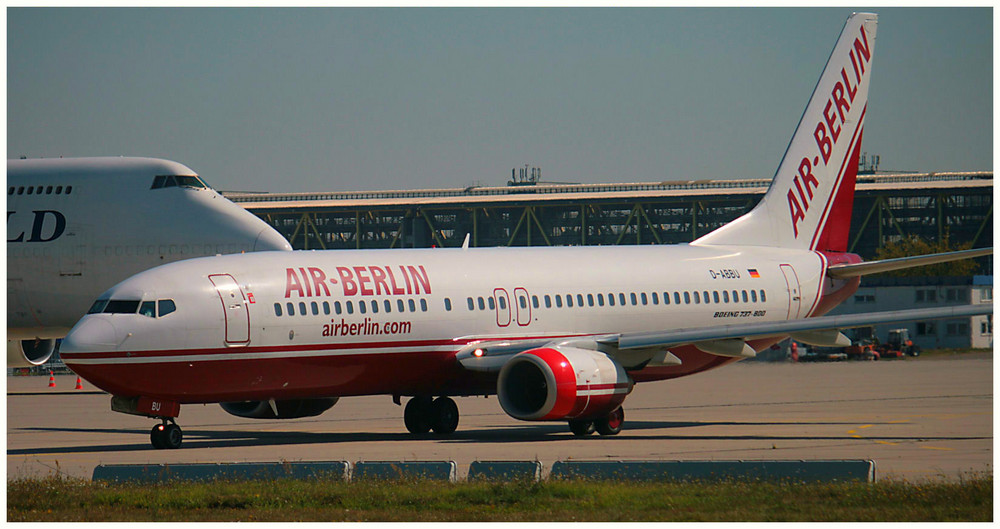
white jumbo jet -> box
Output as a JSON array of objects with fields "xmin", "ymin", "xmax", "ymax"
[
  {"xmin": 60, "ymin": 13, "xmax": 992, "ymax": 449},
  {"xmin": 7, "ymin": 156, "xmax": 292, "ymax": 367}
]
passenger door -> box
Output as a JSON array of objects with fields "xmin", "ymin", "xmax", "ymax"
[{"xmin": 208, "ymin": 274, "xmax": 250, "ymax": 345}]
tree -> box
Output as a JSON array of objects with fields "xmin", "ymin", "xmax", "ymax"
[{"xmin": 872, "ymin": 234, "xmax": 978, "ymax": 277}]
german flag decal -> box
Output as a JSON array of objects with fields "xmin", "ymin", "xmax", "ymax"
[{"xmin": 748, "ymin": 269, "xmax": 761, "ymax": 278}]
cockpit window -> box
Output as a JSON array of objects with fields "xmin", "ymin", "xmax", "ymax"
[
  {"xmin": 158, "ymin": 299, "xmax": 176, "ymax": 317},
  {"xmin": 151, "ymin": 174, "xmax": 209, "ymax": 190},
  {"xmin": 104, "ymin": 300, "xmax": 141, "ymax": 314},
  {"xmin": 139, "ymin": 301, "xmax": 156, "ymax": 318},
  {"xmin": 87, "ymin": 299, "xmax": 109, "ymax": 314}
]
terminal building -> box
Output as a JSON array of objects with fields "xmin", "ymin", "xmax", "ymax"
[{"xmin": 225, "ymin": 169, "xmax": 992, "ymax": 351}]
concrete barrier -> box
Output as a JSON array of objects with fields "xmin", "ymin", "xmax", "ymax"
[
  {"xmin": 549, "ymin": 460, "xmax": 875, "ymax": 483},
  {"xmin": 467, "ymin": 461, "xmax": 542, "ymax": 482},
  {"xmin": 353, "ymin": 461, "xmax": 457, "ymax": 482},
  {"xmin": 92, "ymin": 461, "xmax": 350, "ymax": 483}
]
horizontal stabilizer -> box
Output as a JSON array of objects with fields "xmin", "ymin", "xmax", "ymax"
[{"xmin": 827, "ymin": 247, "xmax": 993, "ymax": 279}]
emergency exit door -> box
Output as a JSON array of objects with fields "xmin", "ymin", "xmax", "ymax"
[{"xmin": 209, "ymin": 274, "xmax": 250, "ymax": 345}]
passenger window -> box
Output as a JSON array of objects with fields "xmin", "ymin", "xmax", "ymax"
[
  {"xmin": 619, "ymin": 293, "xmax": 626, "ymax": 306},
  {"xmin": 684, "ymin": 292, "xmax": 691, "ymax": 304},
  {"xmin": 751, "ymin": 290, "xmax": 758, "ymax": 302},
  {"xmin": 652, "ymin": 292, "xmax": 659, "ymax": 305},
  {"xmin": 420, "ymin": 299, "xmax": 428, "ymax": 312},
  {"xmin": 732, "ymin": 290, "xmax": 740, "ymax": 303},
  {"xmin": 488, "ymin": 297, "xmax": 495, "ymax": 310},
  {"xmin": 587, "ymin": 294, "xmax": 594, "ymax": 307},
  {"xmin": 45, "ymin": 186, "xmax": 53, "ymax": 194},
  {"xmin": 299, "ymin": 302, "xmax": 307, "ymax": 315},
  {"xmin": 760, "ymin": 290, "xmax": 767, "ymax": 302},
  {"xmin": 520, "ymin": 296, "xmax": 528, "ymax": 309},
  {"xmin": 607, "ymin": 293, "xmax": 615, "ymax": 306},
  {"xmin": 674, "ymin": 292, "xmax": 681, "ymax": 304},
  {"xmin": 703, "ymin": 291, "xmax": 710, "ymax": 303},
  {"xmin": 274, "ymin": 303, "xmax": 283, "ymax": 317},
  {"xmin": 444, "ymin": 298, "xmax": 452, "ymax": 311},
  {"xmin": 311, "ymin": 302, "xmax": 319, "ymax": 315},
  {"xmin": 477, "ymin": 297, "xmax": 485, "ymax": 310},
  {"xmin": 359, "ymin": 302, "xmax": 367, "ymax": 314},
  {"xmin": 630, "ymin": 293, "xmax": 638, "ymax": 306},
  {"xmin": 385, "ymin": 299, "xmax": 392, "ymax": 313},
  {"xmin": 723, "ymin": 291, "xmax": 730, "ymax": 303},
  {"xmin": 26, "ymin": 187, "xmax": 33, "ymax": 195},
  {"xmin": 555, "ymin": 295, "xmax": 563, "ymax": 308},
  {"xmin": 742, "ymin": 290, "xmax": 749, "ymax": 303},
  {"xmin": 566, "ymin": 295, "xmax": 573, "ymax": 308},
  {"xmin": 597, "ymin": 293, "xmax": 605, "ymax": 307},
  {"xmin": 576, "ymin": 294, "xmax": 584, "ymax": 307},
  {"xmin": 499, "ymin": 297, "xmax": 507, "ymax": 310},
  {"xmin": 323, "ymin": 302, "xmax": 331, "ymax": 315},
  {"xmin": 467, "ymin": 297, "xmax": 475, "ymax": 311},
  {"xmin": 713, "ymin": 291, "xmax": 720, "ymax": 303},
  {"xmin": 335, "ymin": 301, "xmax": 343, "ymax": 315},
  {"xmin": 370, "ymin": 300, "xmax": 378, "ymax": 313},
  {"xmin": 532, "ymin": 296, "xmax": 539, "ymax": 309},
  {"xmin": 397, "ymin": 299, "xmax": 405, "ymax": 312},
  {"xmin": 694, "ymin": 291, "xmax": 701, "ymax": 304},
  {"xmin": 287, "ymin": 302, "xmax": 295, "ymax": 316},
  {"xmin": 663, "ymin": 292, "xmax": 670, "ymax": 305},
  {"xmin": 88, "ymin": 299, "xmax": 109, "ymax": 314},
  {"xmin": 17, "ymin": 186, "xmax": 24, "ymax": 195},
  {"xmin": 408, "ymin": 299, "xmax": 416, "ymax": 312},
  {"xmin": 544, "ymin": 295, "xmax": 552, "ymax": 308},
  {"xmin": 139, "ymin": 301, "xmax": 156, "ymax": 318},
  {"xmin": 346, "ymin": 301, "xmax": 354, "ymax": 314},
  {"xmin": 641, "ymin": 293, "xmax": 648, "ymax": 305},
  {"xmin": 55, "ymin": 186, "xmax": 62, "ymax": 194}
]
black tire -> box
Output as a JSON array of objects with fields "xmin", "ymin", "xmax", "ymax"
[
  {"xmin": 596, "ymin": 407, "xmax": 625, "ymax": 436},
  {"xmin": 568, "ymin": 419, "xmax": 596, "ymax": 437},
  {"xmin": 162, "ymin": 423, "xmax": 183, "ymax": 449},
  {"xmin": 404, "ymin": 396, "xmax": 433, "ymax": 434},
  {"xmin": 430, "ymin": 397, "xmax": 459, "ymax": 435},
  {"xmin": 150, "ymin": 425, "xmax": 165, "ymax": 449}
]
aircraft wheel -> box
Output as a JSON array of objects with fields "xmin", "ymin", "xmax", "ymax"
[
  {"xmin": 150, "ymin": 425, "xmax": 166, "ymax": 449},
  {"xmin": 150, "ymin": 422, "xmax": 183, "ymax": 449},
  {"xmin": 568, "ymin": 419, "xmax": 596, "ymax": 437},
  {"xmin": 596, "ymin": 407, "xmax": 625, "ymax": 436},
  {"xmin": 404, "ymin": 396, "xmax": 433, "ymax": 434},
  {"xmin": 430, "ymin": 397, "xmax": 459, "ymax": 434}
]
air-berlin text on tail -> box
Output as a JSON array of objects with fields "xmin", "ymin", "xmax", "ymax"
[
  {"xmin": 787, "ymin": 24, "xmax": 872, "ymax": 238},
  {"xmin": 284, "ymin": 265, "xmax": 432, "ymax": 298}
]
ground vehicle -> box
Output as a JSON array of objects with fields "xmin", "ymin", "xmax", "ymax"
[{"xmin": 880, "ymin": 328, "xmax": 921, "ymax": 357}]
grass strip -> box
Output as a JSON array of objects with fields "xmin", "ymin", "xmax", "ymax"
[{"xmin": 8, "ymin": 474, "xmax": 992, "ymax": 522}]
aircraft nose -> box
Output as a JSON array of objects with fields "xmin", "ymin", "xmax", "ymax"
[
  {"xmin": 61, "ymin": 317, "xmax": 120, "ymax": 354},
  {"xmin": 253, "ymin": 227, "xmax": 292, "ymax": 252}
]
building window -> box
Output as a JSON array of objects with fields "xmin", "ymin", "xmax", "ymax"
[
  {"xmin": 855, "ymin": 294, "xmax": 875, "ymax": 304},
  {"xmin": 946, "ymin": 322, "xmax": 968, "ymax": 336},
  {"xmin": 916, "ymin": 322, "xmax": 937, "ymax": 336},
  {"xmin": 916, "ymin": 289, "xmax": 937, "ymax": 303}
]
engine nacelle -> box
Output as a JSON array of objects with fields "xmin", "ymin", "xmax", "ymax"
[
  {"xmin": 7, "ymin": 339, "xmax": 57, "ymax": 368},
  {"xmin": 497, "ymin": 346, "xmax": 633, "ymax": 421},
  {"xmin": 219, "ymin": 398, "xmax": 339, "ymax": 419}
]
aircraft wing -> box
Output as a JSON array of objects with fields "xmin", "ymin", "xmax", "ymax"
[{"xmin": 457, "ymin": 304, "xmax": 992, "ymax": 371}]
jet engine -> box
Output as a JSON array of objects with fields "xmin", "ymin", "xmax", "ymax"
[
  {"xmin": 497, "ymin": 346, "xmax": 633, "ymax": 421},
  {"xmin": 7, "ymin": 339, "xmax": 57, "ymax": 368},
  {"xmin": 219, "ymin": 398, "xmax": 339, "ymax": 419}
]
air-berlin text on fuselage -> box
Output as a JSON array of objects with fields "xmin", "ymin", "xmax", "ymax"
[
  {"xmin": 284, "ymin": 265, "xmax": 431, "ymax": 298},
  {"xmin": 787, "ymin": 24, "xmax": 872, "ymax": 238}
]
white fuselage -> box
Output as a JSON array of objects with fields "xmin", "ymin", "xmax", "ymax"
[
  {"xmin": 6, "ymin": 157, "xmax": 291, "ymax": 343},
  {"xmin": 60, "ymin": 243, "xmax": 845, "ymax": 402}
]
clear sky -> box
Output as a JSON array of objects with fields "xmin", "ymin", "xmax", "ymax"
[{"xmin": 7, "ymin": 7, "xmax": 993, "ymax": 192}]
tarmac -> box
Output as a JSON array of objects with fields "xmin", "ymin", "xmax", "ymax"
[{"xmin": 6, "ymin": 352, "xmax": 992, "ymax": 482}]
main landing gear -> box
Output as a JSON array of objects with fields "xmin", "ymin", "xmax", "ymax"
[
  {"xmin": 150, "ymin": 419, "xmax": 183, "ymax": 449},
  {"xmin": 403, "ymin": 396, "xmax": 459, "ymax": 435},
  {"xmin": 568, "ymin": 407, "xmax": 625, "ymax": 437}
]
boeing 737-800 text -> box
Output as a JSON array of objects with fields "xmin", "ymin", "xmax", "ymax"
[
  {"xmin": 59, "ymin": 13, "xmax": 992, "ymax": 449},
  {"xmin": 7, "ymin": 157, "xmax": 292, "ymax": 367}
]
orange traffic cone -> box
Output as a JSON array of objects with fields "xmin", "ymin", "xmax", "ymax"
[
  {"xmin": 47, "ymin": 371, "xmax": 56, "ymax": 388},
  {"xmin": 75, "ymin": 376, "xmax": 83, "ymax": 390}
]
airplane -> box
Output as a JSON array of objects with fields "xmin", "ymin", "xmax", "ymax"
[
  {"xmin": 59, "ymin": 13, "xmax": 992, "ymax": 449},
  {"xmin": 7, "ymin": 156, "xmax": 293, "ymax": 367}
]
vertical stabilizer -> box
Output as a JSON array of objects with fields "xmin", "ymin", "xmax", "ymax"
[{"xmin": 694, "ymin": 13, "xmax": 877, "ymax": 252}]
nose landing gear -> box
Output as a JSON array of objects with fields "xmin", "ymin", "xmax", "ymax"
[{"xmin": 150, "ymin": 419, "xmax": 183, "ymax": 449}]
